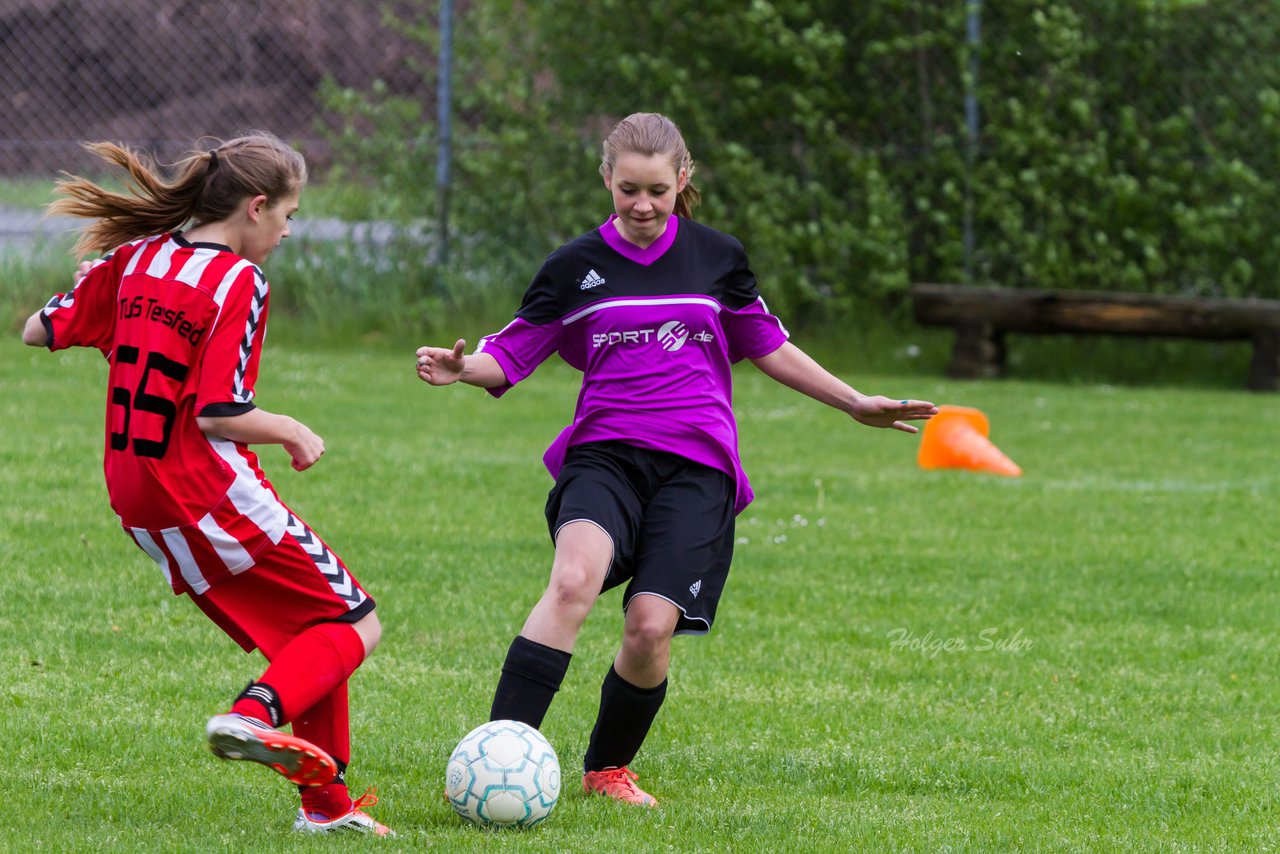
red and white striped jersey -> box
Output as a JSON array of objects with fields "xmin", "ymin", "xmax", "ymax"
[{"xmin": 40, "ymin": 232, "xmax": 290, "ymax": 594}]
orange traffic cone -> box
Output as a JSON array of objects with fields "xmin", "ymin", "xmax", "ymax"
[{"xmin": 917, "ymin": 405, "xmax": 1022, "ymax": 477}]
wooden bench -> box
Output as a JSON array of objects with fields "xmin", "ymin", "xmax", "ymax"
[{"xmin": 909, "ymin": 283, "xmax": 1280, "ymax": 391}]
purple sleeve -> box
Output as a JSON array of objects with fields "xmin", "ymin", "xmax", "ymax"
[
  {"xmin": 475, "ymin": 317, "xmax": 562, "ymax": 398},
  {"xmin": 475, "ymin": 260, "xmax": 564, "ymax": 398},
  {"xmin": 718, "ymin": 242, "xmax": 789, "ymax": 362},
  {"xmin": 722, "ymin": 296, "xmax": 789, "ymax": 362}
]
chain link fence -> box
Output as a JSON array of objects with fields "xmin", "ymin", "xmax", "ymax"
[
  {"xmin": 0, "ymin": 0, "xmax": 434, "ymax": 174},
  {"xmin": 4, "ymin": 1, "xmax": 1279, "ymax": 309},
  {"xmin": 5, "ymin": 2, "xmax": 1276, "ymax": 171},
  {"xmin": 4, "ymin": 1, "xmax": 1274, "ymax": 185}
]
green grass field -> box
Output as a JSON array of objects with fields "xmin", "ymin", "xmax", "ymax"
[{"xmin": 2, "ymin": 331, "xmax": 1278, "ymax": 852}]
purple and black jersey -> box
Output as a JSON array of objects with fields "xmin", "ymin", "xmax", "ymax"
[{"xmin": 476, "ymin": 214, "xmax": 789, "ymax": 513}]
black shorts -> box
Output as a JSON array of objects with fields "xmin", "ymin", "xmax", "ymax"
[{"xmin": 544, "ymin": 441, "xmax": 736, "ymax": 636}]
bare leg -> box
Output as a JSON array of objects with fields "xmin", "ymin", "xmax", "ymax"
[
  {"xmin": 351, "ymin": 610, "xmax": 382, "ymax": 657},
  {"xmin": 520, "ymin": 521, "xmax": 613, "ymax": 652},
  {"xmin": 614, "ymin": 593, "xmax": 680, "ymax": 688},
  {"xmin": 489, "ymin": 521, "xmax": 612, "ymax": 726}
]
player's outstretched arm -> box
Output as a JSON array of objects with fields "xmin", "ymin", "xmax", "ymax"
[
  {"xmin": 750, "ymin": 341, "xmax": 938, "ymax": 434},
  {"xmin": 415, "ymin": 339, "xmax": 508, "ymax": 388},
  {"xmin": 196, "ymin": 409, "xmax": 325, "ymax": 471},
  {"xmin": 21, "ymin": 310, "xmax": 47, "ymax": 346}
]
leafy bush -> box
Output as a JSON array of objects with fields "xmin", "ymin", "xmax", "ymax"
[{"xmin": 316, "ymin": 0, "xmax": 1280, "ymax": 326}]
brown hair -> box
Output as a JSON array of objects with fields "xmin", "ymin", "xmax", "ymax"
[
  {"xmin": 600, "ymin": 112, "xmax": 701, "ymax": 219},
  {"xmin": 50, "ymin": 131, "xmax": 307, "ymax": 257}
]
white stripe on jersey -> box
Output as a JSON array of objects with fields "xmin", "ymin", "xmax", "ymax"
[
  {"xmin": 561, "ymin": 296, "xmax": 722, "ymax": 326},
  {"xmin": 161, "ymin": 527, "xmax": 209, "ymax": 594},
  {"xmin": 196, "ymin": 512, "xmax": 254, "ymax": 573},
  {"xmin": 209, "ymin": 437, "xmax": 289, "ymax": 544},
  {"xmin": 144, "ymin": 237, "xmax": 179, "ymax": 279},
  {"xmin": 748, "ymin": 295, "xmax": 790, "ymax": 338},
  {"xmin": 212, "ymin": 259, "xmax": 254, "ymax": 307},
  {"xmin": 172, "ymin": 247, "xmax": 219, "ymax": 290},
  {"xmin": 475, "ymin": 316, "xmax": 524, "ymax": 355},
  {"xmin": 120, "ymin": 234, "xmax": 163, "ymax": 277},
  {"xmin": 129, "ymin": 528, "xmax": 173, "ymax": 588}
]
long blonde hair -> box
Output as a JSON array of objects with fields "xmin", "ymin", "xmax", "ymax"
[
  {"xmin": 600, "ymin": 112, "xmax": 701, "ymax": 219},
  {"xmin": 50, "ymin": 131, "xmax": 306, "ymax": 257}
]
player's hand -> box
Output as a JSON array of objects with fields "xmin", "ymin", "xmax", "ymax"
[
  {"xmin": 416, "ymin": 339, "xmax": 467, "ymax": 385},
  {"xmin": 849, "ymin": 397, "xmax": 939, "ymax": 434},
  {"xmin": 284, "ymin": 420, "xmax": 325, "ymax": 470},
  {"xmin": 73, "ymin": 260, "xmax": 92, "ymax": 287}
]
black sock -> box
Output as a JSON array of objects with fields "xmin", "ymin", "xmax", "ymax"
[
  {"xmin": 233, "ymin": 681, "xmax": 283, "ymax": 728},
  {"xmin": 489, "ymin": 636, "xmax": 572, "ymax": 728},
  {"xmin": 583, "ymin": 665, "xmax": 667, "ymax": 772}
]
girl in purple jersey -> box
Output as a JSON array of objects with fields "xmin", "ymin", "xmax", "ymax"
[{"xmin": 416, "ymin": 112, "xmax": 937, "ymax": 807}]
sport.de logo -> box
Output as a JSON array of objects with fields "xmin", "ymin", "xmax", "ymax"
[
  {"xmin": 591, "ymin": 320, "xmax": 715, "ymax": 351},
  {"xmin": 658, "ymin": 320, "xmax": 688, "ymax": 351}
]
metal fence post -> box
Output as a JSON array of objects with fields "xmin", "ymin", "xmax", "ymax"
[
  {"xmin": 436, "ymin": 0, "xmax": 453, "ymax": 267},
  {"xmin": 963, "ymin": 0, "xmax": 981, "ymax": 285}
]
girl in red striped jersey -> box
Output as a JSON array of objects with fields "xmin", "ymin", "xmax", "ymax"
[{"xmin": 21, "ymin": 132, "xmax": 391, "ymax": 836}]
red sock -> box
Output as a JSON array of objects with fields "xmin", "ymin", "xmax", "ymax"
[
  {"xmin": 296, "ymin": 683, "xmax": 354, "ymax": 820},
  {"xmin": 232, "ymin": 622, "xmax": 365, "ymax": 726},
  {"xmin": 301, "ymin": 779, "xmax": 353, "ymax": 820},
  {"xmin": 294, "ymin": 681, "xmax": 351, "ymax": 777}
]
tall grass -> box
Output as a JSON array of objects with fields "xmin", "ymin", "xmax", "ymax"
[
  {"xmin": 0, "ymin": 175, "xmax": 59, "ymax": 208},
  {"xmin": 2, "ymin": 333, "xmax": 1277, "ymax": 851},
  {"xmin": 0, "ymin": 172, "xmax": 1260, "ymax": 392},
  {"xmin": 3, "ymin": 240, "xmax": 1256, "ymax": 394}
]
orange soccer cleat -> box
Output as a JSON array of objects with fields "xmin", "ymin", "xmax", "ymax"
[{"xmin": 582, "ymin": 766, "xmax": 658, "ymax": 807}]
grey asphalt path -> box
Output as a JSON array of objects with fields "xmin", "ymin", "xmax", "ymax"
[{"xmin": 0, "ymin": 204, "xmax": 428, "ymax": 253}]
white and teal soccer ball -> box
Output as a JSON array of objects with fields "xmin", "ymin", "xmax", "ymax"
[{"xmin": 445, "ymin": 720, "xmax": 561, "ymax": 828}]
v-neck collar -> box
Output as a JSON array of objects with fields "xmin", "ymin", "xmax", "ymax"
[{"xmin": 598, "ymin": 214, "xmax": 679, "ymax": 266}]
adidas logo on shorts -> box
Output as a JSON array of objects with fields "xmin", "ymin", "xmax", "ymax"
[{"xmin": 689, "ymin": 579, "xmax": 702, "ymax": 598}]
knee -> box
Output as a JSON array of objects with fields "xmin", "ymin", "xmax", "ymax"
[
  {"xmin": 622, "ymin": 613, "xmax": 673, "ymax": 661},
  {"xmin": 545, "ymin": 561, "xmax": 602, "ymax": 614},
  {"xmin": 354, "ymin": 611, "xmax": 382, "ymax": 657}
]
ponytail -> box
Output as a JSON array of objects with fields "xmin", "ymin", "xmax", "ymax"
[
  {"xmin": 51, "ymin": 131, "xmax": 306, "ymax": 258},
  {"xmin": 674, "ymin": 148, "xmax": 701, "ymax": 220}
]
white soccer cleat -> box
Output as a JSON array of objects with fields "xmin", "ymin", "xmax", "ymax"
[
  {"xmin": 293, "ymin": 789, "xmax": 394, "ymax": 836},
  {"xmin": 205, "ymin": 713, "xmax": 337, "ymax": 787}
]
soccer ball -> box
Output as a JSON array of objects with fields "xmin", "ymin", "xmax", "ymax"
[{"xmin": 445, "ymin": 720, "xmax": 561, "ymax": 828}]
